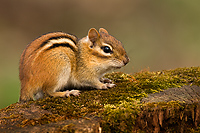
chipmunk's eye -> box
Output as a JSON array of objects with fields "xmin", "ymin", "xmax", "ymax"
[{"xmin": 101, "ymin": 46, "xmax": 113, "ymax": 53}]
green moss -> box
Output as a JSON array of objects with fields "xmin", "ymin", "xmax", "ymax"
[
  {"xmin": 144, "ymin": 101, "xmax": 185, "ymax": 111},
  {"xmin": 8, "ymin": 66, "xmax": 200, "ymax": 131},
  {"xmin": 101, "ymin": 100, "xmax": 141, "ymax": 132},
  {"xmin": 100, "ymin": 67, "xmax": 199, "ymax": 132}
]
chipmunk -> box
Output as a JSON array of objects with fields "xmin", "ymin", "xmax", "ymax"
[{"xmin": 19, "ymin": 28, "xmax": 129, "ymax": 101}]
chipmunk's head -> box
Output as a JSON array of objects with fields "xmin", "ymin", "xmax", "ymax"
[{"xmin": 85, "ymin": 28, "xmax": 129, "ymax": 71}]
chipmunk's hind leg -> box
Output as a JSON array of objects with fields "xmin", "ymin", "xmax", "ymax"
[
  {"xmin": 19, "ymin": 83, "xmax": 37, "ymax": 102},
  {"xmin": 46, "ymin": 88, "xmax": 80, "ymax": 97},
  {"xmin": 45, "ymin": 67, "xmax": 80, "ymax": 97},
  {"xmin": 34, "ymin": 90, "xmax": 44, "ymax": 100}
]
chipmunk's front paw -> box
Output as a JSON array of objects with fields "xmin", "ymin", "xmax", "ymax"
[
  {"xmin": 100, "ymin": 83, "xmax": 116, "ymax": 89},
  {"xmin": 100, "ymin": 78, "xmax": 113, "ymax": 84},
  {"xmin": 106, "ymin": 83, "xmax": 116, "ymax": 88},
  {"xmin": 65, "ymin": 90, "xmax": 80, "ymax": 97}
]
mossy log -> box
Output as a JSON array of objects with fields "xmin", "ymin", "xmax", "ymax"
[
  {"xmin": 0, "ymin": 67, "xmax": 200, "ymax": 133},
  {"xmin": 138, "ymin": 85, "xmax": 200, "ymax": 133}
]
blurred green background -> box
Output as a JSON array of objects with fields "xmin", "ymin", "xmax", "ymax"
[{"xmin": 0, "ymin": 0, "xmax": 199, "ymax": 109}]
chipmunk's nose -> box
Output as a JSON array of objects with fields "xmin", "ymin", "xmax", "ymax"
[{"xmin": 123, "ymin": 55, "xmax": 130, "ymax": 65}]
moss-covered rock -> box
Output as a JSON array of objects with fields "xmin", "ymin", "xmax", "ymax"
[{"xmin": 0, "ymin": 66, "xmax": 199, "ymax": 132}]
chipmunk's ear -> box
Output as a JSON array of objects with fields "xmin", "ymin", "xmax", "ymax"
[
  {"xmin": 88, "ymin": 28, "xmax": 100, "ymax": 43},
  {"xmin": 99, "ymin": 28, "xmax": 109, "ymax": 34}
]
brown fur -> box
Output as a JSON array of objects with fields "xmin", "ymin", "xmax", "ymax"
[{"xmin": 19, "ymin": 28, "xmax": 129, "ymax": 101}]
